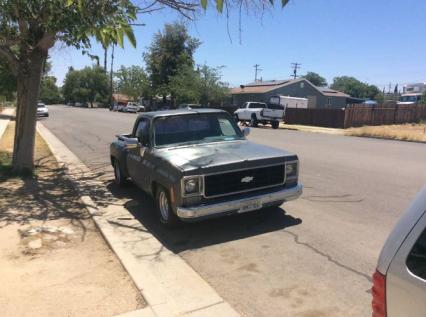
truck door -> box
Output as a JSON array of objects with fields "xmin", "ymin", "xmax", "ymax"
[
  {"xmin": 239, "ymin": 102, "xmax": 250, "ymax": 120},
  {"xmin": 262, "ymin": 103, "xmax": 285, "ymax": 119},
  {"xmin": 126, "ymin": 118, "xmax": 151, "ymax": 191}
]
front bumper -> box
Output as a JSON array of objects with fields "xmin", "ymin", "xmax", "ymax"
[{"xmin": 177, "ymin": 184, "xmax": 303, "ymax": 220}]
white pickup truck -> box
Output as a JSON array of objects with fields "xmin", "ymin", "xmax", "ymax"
[{"xmin": 234, "ymin": 102, "xmax": 284, "ymax": 129}]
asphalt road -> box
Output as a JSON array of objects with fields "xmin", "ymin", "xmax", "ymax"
[{"xmin": 42, "ymin": 105, "xmax": 426, "ymax": 317}]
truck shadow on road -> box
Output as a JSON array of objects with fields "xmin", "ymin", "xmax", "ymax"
[{"xmin": 106, "ymin": 182, "xmax": 302, "ymax": 253}]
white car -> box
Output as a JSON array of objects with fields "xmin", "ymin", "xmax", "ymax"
[
  {"xmin": 372, "ymin": 186, "xmax": 426, "ymax": 317},
  {"xmin": 124, "ymin": 102, "xmax": 144, "ymax": 113},
  {"xmin": 234, "ymin": 101, "xmax": 284, "ymax": 129},
  {"xmin": 36, "ymin": 103, "xmax": 49, "ymax": 117}
]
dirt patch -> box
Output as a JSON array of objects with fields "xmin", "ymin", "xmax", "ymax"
[
  {"xmin": 0, "ymin": 122, "xmax": 145, "ymax": 316},
  {"xmin": 346, "ymin": 123, "xmax": 426, "ymax": 143}
]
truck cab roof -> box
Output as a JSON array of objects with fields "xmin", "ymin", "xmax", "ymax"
[{"xmin": 138, "ymin": 108, "xmax": 227, "ymax": 120}]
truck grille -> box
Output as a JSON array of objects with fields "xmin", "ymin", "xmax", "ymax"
[{"xmin": 204, "ymin": 164, "xmax": 285, "ymax": 198}]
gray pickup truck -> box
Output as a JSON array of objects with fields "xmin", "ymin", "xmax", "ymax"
[{"xmin": 110, "ymin": 109, "xmax": 302, "ymax": 226}]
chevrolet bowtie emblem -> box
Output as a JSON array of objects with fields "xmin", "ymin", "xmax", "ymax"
[{"xmin": 241, "ymin": 176, "xmax": 254, "ymax": 183}]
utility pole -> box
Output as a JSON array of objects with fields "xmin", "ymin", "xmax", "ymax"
[
  {"xmin": 291, "ymin": 63, "xmax": 301, "ymax": 79},
  {"xmin": 254, "ymin": 64, "xmax": 262, "ymax": 82},
  {"xmin": 109, "ymin": 44, "xmax": 115, "ymax": 108}
]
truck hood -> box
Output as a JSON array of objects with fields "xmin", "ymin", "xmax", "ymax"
[{"xmin": 154, "ymin": 140, "xmax": 297, "ymax": 174}]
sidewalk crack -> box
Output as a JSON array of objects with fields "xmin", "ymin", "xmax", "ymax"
[{"xmin": 182, "ymin": 300, "xmax": 224, "ymax": 315}]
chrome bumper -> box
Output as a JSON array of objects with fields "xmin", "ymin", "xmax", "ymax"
[{"xmin": 177, "ymin": 184, "xmax": 303, "ymax": 219}]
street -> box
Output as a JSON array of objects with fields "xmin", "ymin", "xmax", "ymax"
[{"xmin": 43, "ymin": 105, "xmax": 426, "ymax": 317}]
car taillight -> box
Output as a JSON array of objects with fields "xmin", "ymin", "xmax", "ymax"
[{"xmin": 372, "ymin": 270, "xmax": 386, "ymax": 317}]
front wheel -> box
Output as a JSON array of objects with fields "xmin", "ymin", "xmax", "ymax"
[
  {"xmin": 271, "ymin": 121, "xmax": 279, "ymax": 129},
  {"xmin": 156, "ymin": 186, "xmax": 179, "ymax": 228},
  {"xmin": 113, "ymin": 159, "xmax": 127, "ymax": 186},
  {"xmin": 250, "ymin": 116, "xmax": 258, "ymax": 128}
]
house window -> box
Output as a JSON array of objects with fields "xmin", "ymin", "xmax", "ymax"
[
  {"xmin": 300, "ymin": 82, "xmax": 305, "ymax": 88},
  {"xmin": 327, "ymin": 98, "xmax": 332, "ymax": 106}
]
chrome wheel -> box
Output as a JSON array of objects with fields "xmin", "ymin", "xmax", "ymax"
[{"xmin": 158, "ymin": 190, "xmax": 169, "ymax": 221}]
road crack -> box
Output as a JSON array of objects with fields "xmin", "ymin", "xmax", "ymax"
[{"xmin": 283, "ymin": 229, "xmax": 372, "ymax": 283}]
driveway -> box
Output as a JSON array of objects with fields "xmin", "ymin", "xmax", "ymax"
[{"xmin": 42, "ymin": 105, "xmax": 426, "ymax": 317}]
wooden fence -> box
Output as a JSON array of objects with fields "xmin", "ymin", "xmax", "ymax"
[{"xmin": 285, "ymin": 104, "xmax": 426, "ymax": 129}]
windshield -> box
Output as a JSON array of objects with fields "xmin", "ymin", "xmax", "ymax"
[
  {"xmin": 154, "ymin": 113, "xmax": 244, "ymax": 147},
  {"xmin": 37, "ymin": 104, "xmax": 46, "ymax": 108},
  {"xmin": 400, "ymin": 95, "xmax": 420, "ymax": 102}
]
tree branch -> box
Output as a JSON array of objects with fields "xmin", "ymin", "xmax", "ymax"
[
  {"xmin": 35, "ymin": 33, "xmax": 56, "ymax": 51},
  {"xmin": 0, "ymin": 45, "xmax": 18, "ymax": 76}
]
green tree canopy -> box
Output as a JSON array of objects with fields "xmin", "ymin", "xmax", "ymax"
[
  {"xmin": 0, "ymin": 58, "xmax": 16, "ymax": 101},
  {"xmin": 331, "ymin": 76, "xmax": 381, "ymax": 100},
  {"xmin": 40, "ymin": 76, "xmax": 62, "ymax": 104},
  {"xmin": 197, "ymin": 65, "xmax": 229, "ymax": 105},
  {"xmin": 168, "ymin": 64, "xmax": 201, "ymax": 104},
  {"xmin": 303, "ymin": 72, "xmax": 327, "ymax": 87},
  {"xmin": 115, "ymin": 65, "xmax": 150, "ymax": 100},
  {"xmin": 168, "ymin": 64, "xmax": 229, "ymax": 105},
  {"xmin": 144, "ymin": 22, "xmax": 200, "ymax": 101},
  {"xmin": 62, "ymin": 66, "xmax": 108, "ymax": 106}
]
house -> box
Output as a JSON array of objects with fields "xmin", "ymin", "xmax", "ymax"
[
  {"xmin": 230, "ymin": 78, "xmax": 351, "ymax": 109},
  {"xmin": 112, "ymin": 93, "xmax": 132, "ymax": 104}
]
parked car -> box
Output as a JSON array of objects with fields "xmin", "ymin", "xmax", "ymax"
[
  {"xmin": 66, "ymin": 102, "xmax": 74, "ymax": 107},
  {"xmin": 234, "ymin": 101, "xmax": 284, "ymax": 129},
  {"xmin": 112, "ymin": 102, "xmax": 127, "ymax": 112},
  {"xmin": 372, "ymin": 186, "xmax": 426, "ymax": 317},
  {"xmin": 124, "ymin": 102, "xmax": 145, "ymax": 113},
  {"xmin": 36, "ymin": 103, "xmax": 49, "ymax": 117},
  {"xmin": 110, "ymin": 109, "xmax": 303, "ymax": 227},
  {"xmin": 74, "ymin": 102, "xmax": 88, "ymax": 108},
  {"xmin": 178, "ymin": 103, "xmax": 202, "ymax": 110}
]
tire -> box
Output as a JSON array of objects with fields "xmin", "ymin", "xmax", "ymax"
[
  {"xmin": 113, "ymin": 159, "xmax": 127, "ymax": 186},
  {"xmin": 155, "ymin": 186, "xmax": 179, "ymax": 227},
  {"xmin": 250, "ymin": 115, "xmax": 258, "ymax": 127},
  {"xmin": 271, "ymin": 121, "xmax": 279, "ymax": 129}
]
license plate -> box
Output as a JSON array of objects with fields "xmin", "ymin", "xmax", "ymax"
[{"xmin": 238, "ymin": 199, "xmax": 262, "ymax": 213}]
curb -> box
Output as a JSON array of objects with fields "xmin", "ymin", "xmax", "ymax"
[
  {"xmin": 280, "ymin": 123, "xmax": 344, "ymax": 135},
  {"xmin": 36, "ymin": 122, "xmax": 240, "ymax": 317}
]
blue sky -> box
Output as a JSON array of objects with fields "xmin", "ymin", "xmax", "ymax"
[{"xmin": 50, "ymin": 0, "xmax": 426, "ymax": 90}]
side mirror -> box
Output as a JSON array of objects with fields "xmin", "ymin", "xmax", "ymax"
[{"xmin": 242, "ymin": 127, "xmax": 250, "ymax": 137}]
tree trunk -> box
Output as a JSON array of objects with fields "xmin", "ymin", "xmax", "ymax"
[
  {"xmin": 12, "ymin": 50, "xmax": 46, "ymax": 174},
  {"xmin": 104, "ymin": 46, "xmax": 108, "ymax": 72}
]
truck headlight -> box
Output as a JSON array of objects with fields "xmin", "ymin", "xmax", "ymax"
[
  {"xmin": 183, "ymin": 177, "xmax": 202, "ymax": 195},
  {"xmin": 285, "ymin": 162, "xmax": 298, "ymax": 177}
]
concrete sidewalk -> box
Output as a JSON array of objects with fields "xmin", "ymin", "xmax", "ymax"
[
  {"xmin": 37, "ymin": 122, "xmax": 240, "ymax": 317},
  {"xmin": 0, "ymin": 108, "xmax": 15, "ymax": 139}
]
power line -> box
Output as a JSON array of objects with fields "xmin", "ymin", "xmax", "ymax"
[
  {"xmin": 254, "ymin": 64, "xmax": 262, "ymax": 82},
  {"xmin": 291, "ymin": 62, "xmax": 301, "ymax": 79}
]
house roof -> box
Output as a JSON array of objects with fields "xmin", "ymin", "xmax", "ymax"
[
  {"xmin": 230, "ymin": 78, "xmax": 350, "ymax": 98},
  {"xmin": 316, "ymin": 87, "xmax": 350, "ymax": 97},
  {"xmin": 230, "ymin": 78, "xmax": 301, "ymax": 94},
  {"xmin": 112, "ymin": 93, "xmax": 132, "ymax": 102}
]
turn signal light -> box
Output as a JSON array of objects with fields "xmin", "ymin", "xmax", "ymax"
[{"xmin": 372, "ymin": 270, "xmax": 386, "ymax": 317}]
